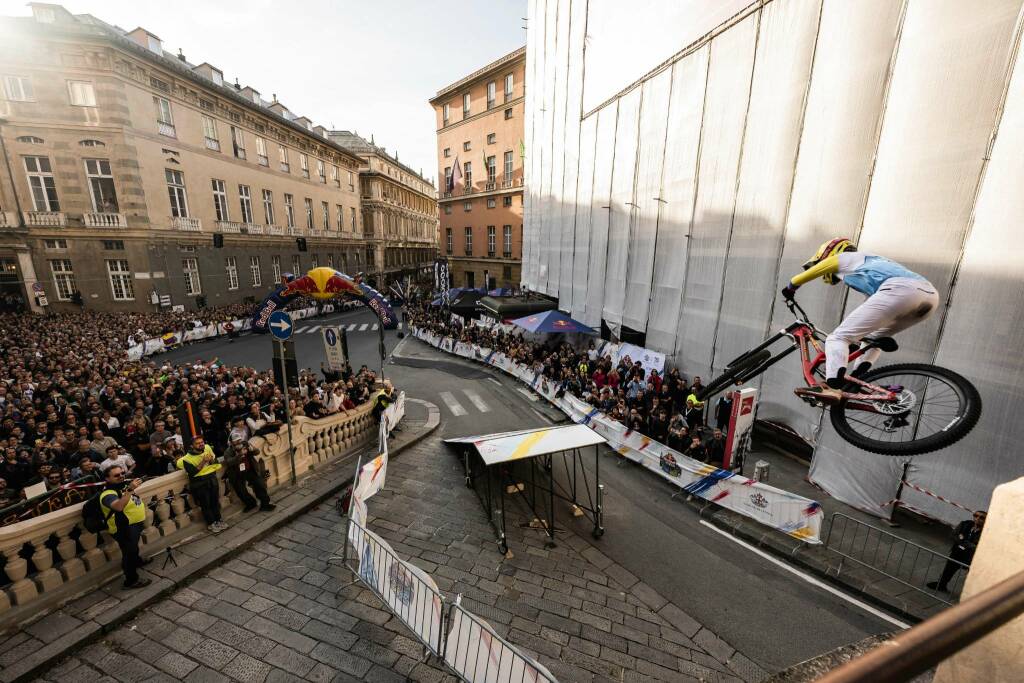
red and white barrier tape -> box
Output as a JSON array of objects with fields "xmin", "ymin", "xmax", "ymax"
[{"xmin": 877, "ymin": 479, "xmax": 974, "ymax": 513}]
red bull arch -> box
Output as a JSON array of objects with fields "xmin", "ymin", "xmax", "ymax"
[{"xmin": 250, "ymin": 267, "xmax": 398, "ymax": 334}]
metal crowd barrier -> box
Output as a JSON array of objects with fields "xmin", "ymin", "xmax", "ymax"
[
  {"xmin": 444, "ymin": 600, "xmax": 559, "ymax": 683},
  {"xmin": 341, "ymin": 517, "xmax": 560, "ymax": 681},
  {"xmin": 824, "ymin": 512, "xmax": 968, "ymax": 606}
]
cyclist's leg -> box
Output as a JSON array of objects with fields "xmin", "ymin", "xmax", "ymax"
[
  {"xmin": 853, "ymin": 286, "xmax": 939, "ymax": 372},
  {"xmin": 826, "ymin": 289, "xmax": 917, "ymax": 384}
]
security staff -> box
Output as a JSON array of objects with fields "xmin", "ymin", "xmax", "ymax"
[
  {"xmin": 99, "ymin": 465, "xmax": 151, "ymax": 589},
  {"xmin": 177, "ymin": 436, "xmax": 227, "ymax": 533}
]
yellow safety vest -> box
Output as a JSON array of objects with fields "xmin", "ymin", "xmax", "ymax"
[
  {"xmin": 687, "ymin": 393, "xmax": 705, "ymax": 409},
  {"xmin": 176, "ymin": 446, "xmax": 222, "ymax": 478},
  {"xmin": 99, "ymin": 487, "xmax": 146, "ymax": 534}
]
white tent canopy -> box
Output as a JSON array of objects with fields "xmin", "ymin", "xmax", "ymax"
[{"xmin": 445, "ymin": 424, "xmax": 606, "ymax": 466}]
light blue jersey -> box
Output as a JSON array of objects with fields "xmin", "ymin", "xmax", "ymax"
[{"xmin": 840, "ymin": 255, "xmax": 926, "ymax": 297}]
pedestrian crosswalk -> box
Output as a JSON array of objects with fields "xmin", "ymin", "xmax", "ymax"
[
  {"xmin": 292, "ymin": 321, "xmax": 402, "ymax": 334},
  {"xmin": 437, "ymin": 388, "xmax": 493, "ymax": 417}
]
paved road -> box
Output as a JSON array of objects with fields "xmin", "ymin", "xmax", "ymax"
[
  {"xmin": 165, "ymin": 325, "xmax": 895, "ymax": 672},
  {"xmin": 158, "ymin": 306, "xmax": 406, "ymax": 376}
]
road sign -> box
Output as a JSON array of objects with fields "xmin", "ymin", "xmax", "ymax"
[
  {"xmin": 268, "ymin": 311, "xmax": 293, "ymax": 340},
  {"xmin": 31, "ymin": 282, "xmax": 43, "ymax": 293},
  {"xmin": 322, "ymin": 326, "xmax": 346, "ymax": 372}
]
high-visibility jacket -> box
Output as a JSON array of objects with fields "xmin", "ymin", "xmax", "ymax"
[
  {"xmin": 176, "ymin": 446, "xmax": 221, "ymax": 478},
  {"xmin": 99, "ymin": 487, "xmax": 146, "ymax": 534}
]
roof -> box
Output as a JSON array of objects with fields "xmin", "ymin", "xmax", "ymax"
[
  {"xmin": 7, "ymin": 6, "xmax": 363, "ymax": 167},
  {"xmin": 445, "ymin": 424, "xmax": 605, "ymax": 466},
  {"xmin": 328, "ymin": 130, "xmax": 434, "ymax": 187},
  {"xmin": 430, "ymin": 46, "xmax": 526, "ymax": 104}
]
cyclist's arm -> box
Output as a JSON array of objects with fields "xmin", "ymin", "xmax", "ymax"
[{"xmin": 791, "ymin": 254, "xmax": 841, "ymax": 287}]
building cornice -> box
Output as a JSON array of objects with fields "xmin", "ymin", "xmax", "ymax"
[
  {"xmin": 429, "ymin": 46, "xmax": 526, "ymax": 104},
  {"xmin": 0, "ymin": 14, "xmax": 364, "ymax": 168}
]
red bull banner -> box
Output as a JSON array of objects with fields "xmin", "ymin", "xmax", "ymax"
[{"xmin": 250, "ymin": 267, "xmax": 397, "ymax": 333}]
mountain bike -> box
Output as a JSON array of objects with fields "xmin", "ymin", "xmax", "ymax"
[{"xmin": 695, "ymin": 298, "xmax": 981, "ymax": 456}]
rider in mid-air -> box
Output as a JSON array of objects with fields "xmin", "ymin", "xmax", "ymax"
[{"xmin": 782, "ymin": 238, "xmax": 939, "ymax": 401}]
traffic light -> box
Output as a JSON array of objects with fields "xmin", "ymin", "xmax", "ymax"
[
  {"xmin": 296, "ymin": 237, "xmax": 308, "ymax": 252},
  {"xmin": 213, "ymin": 233, "xmax": 224, "ymax": 248}
]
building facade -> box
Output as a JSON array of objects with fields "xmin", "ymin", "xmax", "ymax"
[
  {"xmin": 430, "ymin": 47, "xmax": 524, "ymax": 290},
  {"xmin": 0, "ymin": 3, "xmax": 382, "ymax": 314},
  {"xmin": 328, "ymin": 131, "xmax": 437, "ymax": 293}
]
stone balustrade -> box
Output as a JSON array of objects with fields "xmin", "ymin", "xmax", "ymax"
[{"xmin": 0, "ymin": 399, "xmax": 378, "ymax": 628}]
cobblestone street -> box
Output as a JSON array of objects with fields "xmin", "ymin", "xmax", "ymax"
[{"xmin": 30, "ymin": 433, "xmax": 765, "ymax": 683}]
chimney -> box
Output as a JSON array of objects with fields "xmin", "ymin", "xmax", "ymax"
[{"xmin": 177, "ymin": 48, "xmax": 186, "ymax": 62}]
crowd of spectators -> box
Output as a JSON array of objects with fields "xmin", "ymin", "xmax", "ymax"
[
  {"xmin": 0, "ymin": 308, "xmax": 383, "ymax": 522},
  {"xmin": 407, "ymin": 302, "xmax": 733, "ymax": 466}
]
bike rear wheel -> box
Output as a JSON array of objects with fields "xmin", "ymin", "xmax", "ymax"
[{"xmin": 829, "ymin": 363, "xmax": 981, "ymax": 456}]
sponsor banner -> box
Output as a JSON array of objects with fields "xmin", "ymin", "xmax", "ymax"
[
  {"xmin": 382, "ymin": 391, "xmax": 406, "ymax": 435},
  {"xmin": 444, "ymin": 602, "xmax": 557, "ymax": 683},
  {"xmin": 613, "ymin": 342, "xmax": 666, "ymax": 375},
  {"xmin": 355, "ymin": 525, "xmax": 445, "ymax": 653},
  {"xmin": 412, "ymin": 327, "xmax": 823, "ymax": 543},
  {"xmin": 724, "ymin": 387, "xmax": 758, "ymax": 470}
]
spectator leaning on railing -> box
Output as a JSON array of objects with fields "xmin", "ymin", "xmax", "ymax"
[{"xmin": 177, "ymin": 436, "xmax": 226, "ymax": 534}]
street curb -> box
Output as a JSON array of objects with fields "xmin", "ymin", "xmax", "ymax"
[{"xmin": 0, "ymin": 404, "xmax": 441, "ymax": 683}]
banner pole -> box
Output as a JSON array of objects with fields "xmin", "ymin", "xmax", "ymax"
[
  {"xmin": 342, "ymin": 454, "xmax": 363, "ymax": 566},
  {"xmin": 279, "ymin": 340, "xmax": 297, "ymax": 485}
]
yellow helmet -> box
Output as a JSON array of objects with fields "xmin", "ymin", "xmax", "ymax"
[{"xmin": 804, "ymin": 238, "xmax": 855, "ymax": 284}]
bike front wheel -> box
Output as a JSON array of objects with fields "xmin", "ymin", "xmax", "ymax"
[{"xmin": 829, "ymin": 363, "xmax": 981, "ymax": 456}]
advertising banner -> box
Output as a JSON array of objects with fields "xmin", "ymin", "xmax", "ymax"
[
  {"xmin": 413, "ymin": 328, "xmax": 823, "ymax": 543},
  {"xmin": 724, "ymin": 387, "xmax": 758, "ymax": 470},
  {"xmin": 614, "ymin": 342, "xmax": 667, "ymax": 375},
  {"xmin": 354, "ymin": 525, "xmax": 445, "ymax": 653}
]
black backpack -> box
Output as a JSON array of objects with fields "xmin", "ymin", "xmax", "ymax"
[{"xmin": 82, "ymin": 490, "xmax": 114, "ymax": 533}]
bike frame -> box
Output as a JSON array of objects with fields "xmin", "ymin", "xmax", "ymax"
[{"xmin": 704, "ymin": 300, "xmax": 898, "ymax": 412}]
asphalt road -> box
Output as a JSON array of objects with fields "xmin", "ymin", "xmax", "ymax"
[
  {"xmin": 157, "ymin": 306, "xmax": 406, "ymax": 376},
  {"xmin": 156, "ymin": 322, "xmax": 894, "ymax": 672}
]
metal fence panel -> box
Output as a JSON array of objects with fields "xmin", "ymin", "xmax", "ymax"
[{"xmin": 444, "ymin": 601, "xmax": 559, "ymax": 683}]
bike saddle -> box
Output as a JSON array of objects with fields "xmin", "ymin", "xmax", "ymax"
[{"xmin": 864, "ymin": 337, "xmax": 899, "ymax": 352}]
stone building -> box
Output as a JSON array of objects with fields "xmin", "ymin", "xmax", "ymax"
[
  {"xmin": 328, "ymin": 131, "xmax": 437, "ymax": 293},
  {"xmin": 429, "ymin": 47, "xmax": 525, "ymax": 290},
  {"xmin": 0, "ymin": 3, "xmax": 386, "ymax": 313}
]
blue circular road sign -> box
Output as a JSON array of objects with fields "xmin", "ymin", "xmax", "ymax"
[
  {"xmin": 324, "ymin": 328, "xmax": 337, "ymax": 346},
  {"xmin": 268, "ymin": 311, "xmax": 293, "ymax": 340}
]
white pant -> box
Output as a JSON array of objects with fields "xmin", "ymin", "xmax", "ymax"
[{"xmin": 826, "ymin": 278, "xmax": 939, "ymax": 379}]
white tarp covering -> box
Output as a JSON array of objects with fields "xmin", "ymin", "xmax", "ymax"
[
  {"xmin": 446, "ymin": 423, "xmax": 605, "ymax": 466},
  {"xmin": 675, "ymin": 14, "xmax": 757, "ymax": 380},
  {"xmin": 601, "ymin": 88, "xmax": 641, "ymax": 336},
  {"xmin": 622, "ymin": 70, "xmax": 672, "ymax": 334},
  {"xmin": 524, "ymin": 0, "xmax": 1024, "ymax": 524},
  {"xmin": 645, "ymin": 47, "xmax": 708, "ymax": 354}
]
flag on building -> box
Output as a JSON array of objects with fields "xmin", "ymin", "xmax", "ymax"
[{"xmin": 449, "ymin": 155, "xmax": 462, "ymax": 192}]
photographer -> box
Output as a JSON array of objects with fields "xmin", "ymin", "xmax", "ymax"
[
  {"xmin": 222, "ymin": 438, "xmax": 275, "ymax": 513},
  {"xmin": 99, "ymin": 465, "xmax": 151, "ymax": 589},
  {"xmin": 177, "ymin": 436, "xmax": 227, "ymax": 533}
]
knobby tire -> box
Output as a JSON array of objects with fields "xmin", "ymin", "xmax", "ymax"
[{"xmin": 829, "ymin": 362, "xmax": 981, "ymax": 456}]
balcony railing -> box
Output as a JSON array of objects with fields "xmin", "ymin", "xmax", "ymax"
[
  {"xmin": 501, "ymin": 180, "xmax": 514, "ymax": 189},
  {"xmin": 288, "ymin": 226, "xmax": 306, "ymax": 236},
  {"xmin": 301, "ymin": 169, "xmax": 310, "ymax": 179},
  {"xmin": 308, "ymin": 228, "xmax": 324, "ymax": 237},
  {"xmin": 442, "ymin": 191, "xmax": 452, "ymax": 199},
  {"xmin": 245, "ymin": 224, "xmax": 265, "ymax": 235},
  {"xmin": 23, "ymin": 211, "xmax": 65, "ymax": 227},
  {"xmin": 258, "ymin": 155, "xmax": 269, "ymax": 167},
  {"xmin": 171, "ymin": 216, "xmax": 202, "ymax": 232},
  {"xmin": 205, "ymin": 138, "xmax": 220, "ymax": 151},
  {"xmin": 463, "ymin": 187, "xmax": 474, "ymax": 195},
  {"xmin": 158, "ymin": 121, "xmax": 176, "ymax": 138},
  {"xmin": 280, "ymin": 162, "xmax": 290, "ymax": 173},
  {"xmin": 485, "ymin": 181, "xmax": 496, "ymax": 191},
  {"xmin": 215, "ymin": 221, "xmax": 241, "ymax": 234},
  {"xmin": 0, "ymin": 211, "xmax": 19, "ymax": 228},
  {"xmin": 503, "ymin": 252, "xmax": 513, "ymax": 258},
  {"xmin": 84, "ymin": 212, "xmax": 127, "ymax": 228},
  {"xmin": 267, "ymin": 226, "xmax": 285, "ymax": 236}
]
